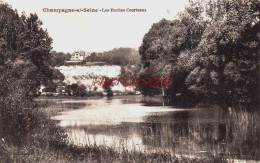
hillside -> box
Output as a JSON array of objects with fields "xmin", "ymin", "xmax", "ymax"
[{"xmin": 56, "ymin": 65, "xmax": 135, "ymax": 93}]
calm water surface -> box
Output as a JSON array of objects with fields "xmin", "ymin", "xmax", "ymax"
[{"xmin": 44, "ymin": 96, "xmax": 259, "ymax": 160}]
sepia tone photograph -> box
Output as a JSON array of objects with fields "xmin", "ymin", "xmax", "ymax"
[{"xmin": 0, "ymin": 0, "xmax": 259, "ymax": 162}]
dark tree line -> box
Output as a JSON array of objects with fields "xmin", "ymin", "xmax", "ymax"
[
  {"xmin": 139, "ymin": 0, "xmax": 259, "ymax": 107},
  {"xmin": 50, "ymin": 51, "xmax": 71, "ymax": 66},
  {"xmin": 87, "ymin": 47, "xmax": 140, "ymax": 66},
  {"xmin": 0, "ymin": 3, "xmax": 64, "ymax": 144}
]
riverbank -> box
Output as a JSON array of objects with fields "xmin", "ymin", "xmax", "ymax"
[
  {"xmin": 0, "ymin": 99, "xmax": 226, "ymax": 163},
  {"xmin": 1, "ymin": 96, "xmax": 259, "ymax": 163},
  {"xmin": 1, "ymin": 139, "xmax": 228, "ymax": 163}
]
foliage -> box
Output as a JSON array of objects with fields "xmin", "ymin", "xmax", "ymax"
[
  {"xmin": 0, "ymin": 3, "xmax": 60, "ymax": 97},
  {"xmin": 50, "ymin": 51, "xmax": 71, "ymax": 66},
  {"xmin": 87, "ymin": 48, "xmax": 140, "ymax": 66},
  {"xmin": 139, "ymin": 0, "xmax": 259, "ymax": 106},
  {"xmin": 66, "ymin": 84, "xmax": 88, "ymax": 97},
  {"xmin": 102, "ymin": 77, "xmax": 114, "ymax": 96},
  {"xmin": 0, "ymin": 3, "xmax": 65, "ymax": 145}
]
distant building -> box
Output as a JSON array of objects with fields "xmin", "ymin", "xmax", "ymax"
[
  {"xmin": 70, "ymin": 51, "xmax": 85, "ymax": 61},
  {"xmin": 65, "ymin": 51, "xmax": 90, "ymax": 65}
]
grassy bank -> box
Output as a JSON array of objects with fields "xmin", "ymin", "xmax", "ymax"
[
  {"xmin": 2, "ymin": 97, "xmax": 260, "ymax": 162},
  {"xmin": 0, "ymin": 140, "xmax": 228, "ymax": 163},
  {"xmin": 0, "ymin": 98, "xmax": 231, "ymax": 163}
]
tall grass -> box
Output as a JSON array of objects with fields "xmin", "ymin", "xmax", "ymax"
[
  {"xmin": 60, "ymin": 106, "xmax": 260, "ymax": 162},
  {"xmin": 1, "ymin": 96, "xmax": 258, "ymax": 162},
  {"xmin": 0, "ymin": 139, "xmax": 228, "ymax": 163},
  {"xmin": 0, "ymin": 101, "xmax": 229, "ymax": 163}
]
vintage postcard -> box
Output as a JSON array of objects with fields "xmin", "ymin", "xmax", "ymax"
[{"xmin": 0, "ymin": 0, "xmax": 259, "ymax": 162}]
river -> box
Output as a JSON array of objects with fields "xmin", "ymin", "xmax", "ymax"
[{"xmin": 40, "ymin": 95, "xmax": 260, "ymax": 161}]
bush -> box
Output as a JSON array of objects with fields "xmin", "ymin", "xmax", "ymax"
[{"xmin": 66, "ymin": 84, "xmax": 87, "ymax": 97}]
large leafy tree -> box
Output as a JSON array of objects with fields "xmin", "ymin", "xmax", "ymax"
[
  {"xmin": 186, "ymin": 0, "xmax": 259, "ymax": 105},
  {"xmin": 139, "ymin": 0, "xmax": 259, "ymax": 106},
  {"xmin": 138, "ymin": 19, "xmax": 175, "ymax": 95},
  {"xmin": 0, "ymin": 3, "xmax": 62, "ymax": 143},
  {"xmin": 0, "ymin": 4, "xmax": 59, "ymax": 99},
  {"xmin": 139, "ymin": 2, "xmax": 205, "ymax": 100}
]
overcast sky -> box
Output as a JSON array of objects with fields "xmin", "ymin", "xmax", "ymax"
[{"xmin": 4, "ymin": 0, "xmax": 189, "ymax": 53}]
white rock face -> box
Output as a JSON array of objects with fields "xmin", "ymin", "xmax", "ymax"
[{"xmin": 56, "ymin": 65, "xmax": 134, "ymax": 92}]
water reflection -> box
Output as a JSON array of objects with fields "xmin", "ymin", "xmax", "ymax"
[{"xmin": 48, "ymin": 96, "xmax": 260, "ymax": 160}]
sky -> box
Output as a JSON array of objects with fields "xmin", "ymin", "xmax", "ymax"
[{"xmin": 3, "ymin": 0, "xmax": 189, "ymax": 53}]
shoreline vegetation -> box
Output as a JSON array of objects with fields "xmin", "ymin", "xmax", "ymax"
[
  {"xmin": 0, "ymin": 0, "xmax": 259, "ymax": 162},
  {"xmin": 1, "ymin": 97, "xmax": 259, "ymax": 162}
]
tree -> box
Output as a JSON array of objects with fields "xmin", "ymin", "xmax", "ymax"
[
  {"xmin": 86, "ymin": 48, "xmax": 140, "ymax": 65},
  {"xmin": 70, "ymin": 84, "xmax": 87, "ymax": 97},
  {"xmin": 0, "ymin": 3, "xmax": 62, "ymax": 144},
  {"xmin": 139, "ymin": 5, "xmax": 205, "ymax": 99},
  {"xmin": 186, "ymin": 0, "xmax": 259, "ymax": 105},
  {"xmin": 102, "ymin": 77, "xmax": 114, "ymax": 96},
  {"xmin": 139, "ymin": 0, "xmax": 259, "ymax": 106},
  {"xmin": 50, "ymin": 51, "xmax": 71, "ymax": 66},
  {"xmin": 0, "ymin": 4, "xmax": 60, "ymax": 98}
]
